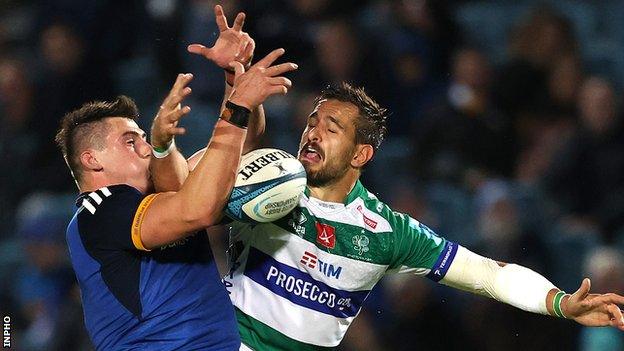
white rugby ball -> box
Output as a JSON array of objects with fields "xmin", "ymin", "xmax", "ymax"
[{"xmin": 225, "ymin": 148, "xmax": 307, "ymax": 223}]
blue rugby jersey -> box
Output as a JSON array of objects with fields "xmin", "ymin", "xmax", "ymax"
[{"xmin": 66, "ymin": 184, "xmax": 240, "ymax": 350}]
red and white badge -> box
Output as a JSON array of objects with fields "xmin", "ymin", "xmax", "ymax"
[{"xmin": 315, "ymin": 222, "xmax": 336, "ymax": 249}]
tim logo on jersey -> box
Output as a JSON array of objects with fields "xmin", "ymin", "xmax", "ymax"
[
  {"xmin": 315, "ymin": 222, "xmax": 335, "ymax": 249},
  {"xmin": 300, "ymin": 251, "xmax": 342, "ymax": 279}
]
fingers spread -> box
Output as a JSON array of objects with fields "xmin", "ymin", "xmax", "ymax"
[
  {"xmin": 256, "ymin": 48, "xmax": 285, "ymax": 68},
  {"xmin": 268, "ymin": 85, "xmax": 288, "ymax": 96},
  {"xmin": 586, "ymin": 293, "xmax": 601, "ymax": 301},
  {"xmin": 228, "ymin": 47, "xmax": 296, "ymax": 108},
  {"xmin": 268, "ymin": 77, "xmax": 292, "ymax": 88},
  {"xmin": 163, "ymin": 104, "xmax": 191, "ymax": 124},
  {"xmin": 177, "ymin": 105, "xmax": 191, "ymax": 117},
  {"xmin": 167, "ymin": 126, "xmax": 186, "ymax": 136},
  {"xmin": 171, "ymin": 73, "xmax": 193, "ymax": 92},
  {"xmin": 214, "ymin": 5, "xmax": 229, "ymax": 31},
  {"xmin": 187, "ymin": 44, "xmax": 208, "ymax": 56},
  {"xmin": 164, "ymin": 74, "xmax": 193, "ymax": 109},
  {"xmin": 606, "ymin": 304, "xmax": 624, "ymax": 327},
  {"xmin": 602, "ymin": 293, "xmax": 624, "ymax": 306},
  {"xmin": 266, "ymin": 62, "xmax": 298, "ymax": 77},
  {"xmin": 232, "ymin": 12, "xmax": 245, "ymax": 31},
  {"xmin": 169, "ymin": 87, "xmax": 192, "ymax": 107}
]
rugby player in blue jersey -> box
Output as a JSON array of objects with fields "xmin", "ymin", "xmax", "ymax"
[
  {"xmin": 153, "ymin": 6, "xmax": 624, "ymax": 351},
  {"xmin": 54, "ymin": 7, "xmax": 297, "ymax": 349}
]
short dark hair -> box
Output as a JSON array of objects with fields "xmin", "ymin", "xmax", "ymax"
[
  {"xmin": 315, "ymin": 82, "xmax": 388, "ymax": 150},
  {"xmin": 55, "ymin": 95, "xmax": 139, "ymax": 182}
]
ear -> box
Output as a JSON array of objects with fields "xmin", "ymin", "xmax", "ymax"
[
  {"xmin": 79, "ymin": 150, "xmax": 103, "ymax": 172},
  {"xmin": 351, "ymin": 144, "xmax": 374, "ymax": 168}
]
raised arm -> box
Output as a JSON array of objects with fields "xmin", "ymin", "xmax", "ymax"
[
  {"xmin": 149, "ymin": 73, "xmax": 193, "ymax": 192},
  {"xmin": 139, "ymin": 48, "xmax": 296, "ymax": 250},
  {"xmin": 442, "ymin": 246, "xmax": 624, "ymax": 329},
  {"xmin": 188, "ymin": 4, "xmax": 266, "ymax": 154}
]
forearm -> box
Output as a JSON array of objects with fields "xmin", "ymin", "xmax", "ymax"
[
  {"xmin": 179, "ymin": 47, "xmax": 293, "ymax": 223},
  {"xmin": 150, "ymin": 142, "xmax": 189, "ymax": 192},
  {"xmin": 244, "ymin": 104, "xmax": 265, "ymax": 153},
  {"xmin": 441, "ymin": 246, "xmax": 560, "ymax": 316},
  {"xmin": 176, "ymin": 119, "xmax": 246, "ymax": 226}
]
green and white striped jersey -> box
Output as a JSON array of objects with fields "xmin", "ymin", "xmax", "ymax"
[{"xmin": 224, "ymin": 180, "xmax": 458, "ymax": 350}]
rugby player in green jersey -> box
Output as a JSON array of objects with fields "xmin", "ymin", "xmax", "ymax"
[{"xmin": 150, "ymin": 6, "xmax": 624, "ymax": 351}]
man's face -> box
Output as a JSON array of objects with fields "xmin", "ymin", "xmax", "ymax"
[
  {"xmin": 95, "ymin": 117, "xmax": 152, "ymax": 192},
  {"xmin": 297, "ymin": 99, "xmax": 359, "ymax": 187}
]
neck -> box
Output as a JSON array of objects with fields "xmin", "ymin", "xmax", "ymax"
[
  {"xmin": 79, "ymin": 178, "xmax": 108, "ymax": 194},
  {"xmin": 80, "ymin": 173, "xmax": 135, "ymax": 194},
  {"xmin": 307, "ymin": 171, "xmax": 359, "ymax": 203}
]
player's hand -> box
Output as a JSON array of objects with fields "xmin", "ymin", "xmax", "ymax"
[
  {"xmin": 227, "ymin": 48, "xmax": 297, "ymax": 110},
  {"xmin": 187, "ymin": 5, "xmax": 255, "ymax": 84},
  {"xmin": 150, "ymin": 73, "xmax": 193, "ymax": 149},
  {"xmin": 563, "ymin": 278, "xmax": 624, "ymax": 330}
]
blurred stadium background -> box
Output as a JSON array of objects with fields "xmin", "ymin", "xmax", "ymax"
[{"xmin": 1, "ymin": 0, "xmax": 623, "ymax": 350}]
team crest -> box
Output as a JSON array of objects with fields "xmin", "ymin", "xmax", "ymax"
[
  {"xmin": 352, "ymin": 235, "xmax": 369, "ymax": 255},
  {"xmin": 315, "ymin": 222, "xmax": 336, "ymax": 249}
]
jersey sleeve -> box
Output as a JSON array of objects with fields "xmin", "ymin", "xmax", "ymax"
[
  {"xmin": 77, "ymin": 185, "xmax": 157, "ymax": 251},
  {"xmin": 387, "ymin": 212, "xmax": 458, "ymax": 282}
]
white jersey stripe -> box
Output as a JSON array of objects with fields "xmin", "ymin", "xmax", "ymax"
[
  {"xmin": 100, "ymin": 187, "xmax": 112, "ymax": 197},
  {"xmin": 82, "ymin": 199, "xmax": 96, "ymax": 214},
  {"xmin": 232, "ymin": 274, "xmax": 352, "ymax": 347},
  {"xmin": 89, "ymin": 192, "xmax": 103, "ymax": 204}
]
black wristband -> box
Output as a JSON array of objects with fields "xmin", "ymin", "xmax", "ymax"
[{"xmin": 220, "ymin": 101, "xmax": 251, "ymax": 129}]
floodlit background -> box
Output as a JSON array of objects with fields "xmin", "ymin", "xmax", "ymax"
[{"xmin": 1, "ymin": 0, "xmax": 623, "ymax": 350}]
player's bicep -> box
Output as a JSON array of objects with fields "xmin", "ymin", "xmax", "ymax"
[
  {"xmin": 388, "ymin": 214, "xmax": 456, "ymax": 279},
  {"xmin": 187, "ymin": 148, "xmax": 207, "ymax": 171},
  {"xmin": 137, "ymin": 191, "xmax": 208, "ymax": 250}
]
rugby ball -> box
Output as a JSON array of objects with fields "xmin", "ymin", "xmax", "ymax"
[{"xmin": 225, "ymin": 148, "xmax": 307, "ymax": 223}]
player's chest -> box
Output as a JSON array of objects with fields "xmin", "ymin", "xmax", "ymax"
[{"xmin": 266, "ymin": 206, "xmax": 393, "ymax": 265}]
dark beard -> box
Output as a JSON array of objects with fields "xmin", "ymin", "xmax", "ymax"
[{"xmin": 304, "ymin": 162, "xmax": 350, "ymax": 187}]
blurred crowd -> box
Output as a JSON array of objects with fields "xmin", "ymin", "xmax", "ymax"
[{"xmin": 1, "ymin": 0, "xmax": 624, "ymax": 350}]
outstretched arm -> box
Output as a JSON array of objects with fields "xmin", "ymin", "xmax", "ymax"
[
  {"xmin": 188, "ymin": 4, "xmax": 266, "ymax": 154},
  {"xmin": 560, "ymin": 277, "xmax": 624, "ymax": 329},
  {"xmin": 442, "ymin": 246, "xmax": 624, "ymax": 329},
  {"xmin": 151, "ymin": 5, "xmax": 274, "ymax": 192}
]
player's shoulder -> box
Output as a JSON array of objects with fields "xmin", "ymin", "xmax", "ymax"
[
  {"xmin": 354, "ymin": 184, "xmax": 405, "ymax": 232},
  {"xmin": 357, "ymin": 183, "xmax": 436, "ymax": 233},
  {"xmin": 77, "ymin": 184, "xmax": 143, "ymax": 217}
]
